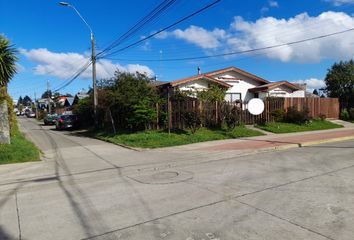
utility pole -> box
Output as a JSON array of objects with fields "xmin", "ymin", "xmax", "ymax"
[
  {"xmin": 91, "ymin": 32, "xmax": 98, "ymax": 127},
  {"xmin": 59, "ymin": 2, "xmax": 98, "ymax": 126},
  {"xmin": 34, "ymin": 92, "xmax": 38, "ymax": 118},
  {"xmin": 47, "ymin": 80, "xmax": 51, "ymax": 114}
]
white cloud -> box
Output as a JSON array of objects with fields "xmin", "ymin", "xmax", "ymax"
[
  {"xmin": 293, "ymin": 78, "xmax": 326, "ymax": 91},
  {"xmin": 261, "ymin": 0, "xmax": 279, "ymax": 14},
  {"xmin": 229, "ymin": 11, "xmax": 354, "ymax": 62},
  {"xmin": 161, "ymin": 25, "xmax": 228, "ymax": 49},
  {"xmin": 20, "ymin": 48, "xmax": 154, "ymax": 79},
  {"xmin": 161, "ymin": 11, "xmax": 354, "ymax": 63},
  {"xmin": 269, "ymin": 0, "xmax": 279, "ymax": 7},
  {"xmin": 325, "ymin": 0, "xmax": 354, "ymax": 6}
]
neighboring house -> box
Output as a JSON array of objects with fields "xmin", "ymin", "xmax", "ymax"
[
  {"xmin": 37, "ymin": 98, "xmax": 54, "ymax": 110},
  {"xmin": 55, "ymin": 96, "xmax": 76, "ymax": 114},
  {"xmin": 76, "ymin": 89, "xmax": 89, "ymax": 100},
  {"xmin": 159, "ymin": 66, "xmax": 306, "ymax": 103}
]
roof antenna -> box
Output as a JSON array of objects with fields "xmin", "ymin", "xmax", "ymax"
[{"xmin": 198, "ymin": 66, "xmax": 201, "ymax": 75}]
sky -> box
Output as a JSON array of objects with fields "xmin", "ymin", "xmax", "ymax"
[{"xmin": 1, "ymin": 0, "xmax": 353, "ymax": 101}]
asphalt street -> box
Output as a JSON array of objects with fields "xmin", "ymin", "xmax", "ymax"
[{"xmin": 1, "ymin": 118, "xmax": 354, "ymax": 240}]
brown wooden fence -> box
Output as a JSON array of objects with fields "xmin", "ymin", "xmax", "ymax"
[
  {"xmin": 165, "ymin": 97, "xmax": 339, "ymax": 129},
  {"xmin": 283, "ymin": 98, "xmax": 339, "ymax": 119}
]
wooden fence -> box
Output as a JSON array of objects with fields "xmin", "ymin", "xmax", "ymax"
[
  {"xmin": 283, "ymin": 98, "xmax": 339, "ymax": 119},
  {"xmin": 165, "ymin": 97, "xmax": 339, "ymax": 129}
]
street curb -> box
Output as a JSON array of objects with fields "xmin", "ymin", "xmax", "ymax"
[{"xmin": 266, "ymin": 135, "xmax": 354, "ymax": 152}]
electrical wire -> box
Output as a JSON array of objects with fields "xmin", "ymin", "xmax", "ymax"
[
  {"xmin": 97, "ymin": 0, "xmax": 180, "ymax": 57},
  {"xmin": 104, "ymin": 28, "xmax": 354, "ymax": 62},
  {"xmin": 99, "ymin": 0, "xmax": 222, "ymax": 59}
]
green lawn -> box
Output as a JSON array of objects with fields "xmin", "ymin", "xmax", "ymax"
[
  {"xmin": 93, "ymin": 127, "xmax": 264, "ymax": 149},
  {"xmin": 0, "ymin": 130, "xmax": 40, "ymax": 165},
  {"xmin": 256, "ymin": 120, "xmax": 343, "ymax": 134}
]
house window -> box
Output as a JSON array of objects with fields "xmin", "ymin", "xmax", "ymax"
[{"xmin": 225, "ymin": 93, "xmax": 241, "ymax": 102}]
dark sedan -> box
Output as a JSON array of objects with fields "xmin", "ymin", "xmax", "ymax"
[
  {"xmin": 55, "ymin": 114, "xmax": 79, "ymax": 130},
  {"xmin": 44, "ymin": 114, "xmax": 58, "ymax": 125}
]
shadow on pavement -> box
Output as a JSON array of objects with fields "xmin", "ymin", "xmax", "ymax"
[{"xmin": 0, "ymin": 226, "xmax": 15, "ymax": 240}]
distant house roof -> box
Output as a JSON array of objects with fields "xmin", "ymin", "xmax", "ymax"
[
  {"xmin": 249, "ymin": 81, "xmax": 302, "ymax": 93},
  {"xmin": 160, "ymin": 74, "xmax": 232, "ymax": 88},
  {"xmin": 64, "ymin": 97, "xmax": 75, "ymax": 107},
  {"xmin": 160, "ymin": 66, "xmax": 269, "ymax": 89},
  {"xmin": 76, "ymin": 89, "xmax": 89, "ymax": 100},
  {"xmin": 204, "ymin": 66, "xmax": 269, "ymax": 84},
  {"xmin": 150, "ymin": 80, "xmax": 168, "ymax": 87}
]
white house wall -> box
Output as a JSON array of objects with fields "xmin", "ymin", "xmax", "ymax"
[
  {"xmin": 177, "ymin": 79, "xmax": 209, "ymax": 92},
  {"xmin": 268, "ymin": 86, "xmax": 305, "ymax": 98},
  {"xmin": 290, "ymin": 90, "xmax": 305, "ymax": 97},
  {"xmin": 213, "ymin": 71, "xmax": 263, "ymax": 102}
]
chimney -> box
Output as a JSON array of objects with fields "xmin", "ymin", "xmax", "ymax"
[{"xmin": 197, "ymin": 66, "xmax": 201, "ymax": 75}]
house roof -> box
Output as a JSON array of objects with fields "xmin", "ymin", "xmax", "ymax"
[
  {"xmin": 161, "ymin": 66, "xmax": 269, "ymax": 89},
  {"xmin": 65, "ymin": 97, "xmax": 75, "ymax": 106},
  {"xmin": 249, "ymin": 81, "xmax": 302, "ymax": 93},
  {"xmin": 204, "ymin": 66, "xmax": 269, "ymax": 84},
  {"xmin": 161, "ymin": 74, "xmax": 232, "ymax": 88}
]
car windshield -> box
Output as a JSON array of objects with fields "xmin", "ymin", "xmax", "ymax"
[{"xmin": 61, "ymin": 115, "xmax": 75, "ymax": 120}]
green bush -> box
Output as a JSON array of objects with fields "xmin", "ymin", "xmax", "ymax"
[
  {"xmin": 270, "ymin": 109, "xmax": 285, "ymax": 122},
  {"xmin": 340, "ymin": 109, "xmax": 350, "ymax": 121},
  {"xmin": 284, "ymin": 106, "xmax": 311, "ymax": 124},
  {"xmin": 182, "ymin": 111, "xmax": 201, "ymax": 134},
  {"xmin": 1, "ymin": 87, "xmax": 18, "ymax": 136},
  {"xmin": 129, "ymin": 99, "xmax": 157, "ymax": 130},
  {"xmin": 349, "ymin": 108, "xmax": 354, "ymax": 120},
  {"xmin": 318, "ymin": 113, "xmax": 326, "ymax": 121},
  {"xmin": 223, "ymin": 106, "xmax": 241, "ymax": 130}
]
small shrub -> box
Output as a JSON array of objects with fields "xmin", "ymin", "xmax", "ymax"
[
  {"xmin": 37, "ymin": 110, "xmax": 46, "ymax": 120},
  {"xmin": 349, "ymin": 108, "xmax": 354, "ymax": 120},
  {"xmin": 284, "ymin": 106, "xmax": 311, "ymax": 124},
  {"xmin": 223, "ymin": 106, "xmax": 241, "ymax": 130},
  {"xmin": 340, "ymin": 109, "xmax": 350, "ymax": 121},
  {"xmin": 270, "ymin": 109, "xmax": 285, "ymax": 122},
  {"xmin": 182, "ymin": 111, "xmax": 201, "ymax": 134},
  {"xmin": 318, "ymin": 114, "xmax": 326, "ymax": 121}
]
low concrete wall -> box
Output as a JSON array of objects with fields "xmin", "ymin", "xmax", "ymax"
[{"xmin": 0, "ymin": 100, "xmax": 10, "ymax": 144}]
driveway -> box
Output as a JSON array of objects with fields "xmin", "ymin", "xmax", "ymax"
[{"xmin": 1, "ymin": 118, "xmax": 354, "ymax": 240}]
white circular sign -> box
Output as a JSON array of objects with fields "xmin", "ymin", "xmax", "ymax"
[{"xmin": 248, "ymin": 98, "xmax": 265, "ymax": 115}]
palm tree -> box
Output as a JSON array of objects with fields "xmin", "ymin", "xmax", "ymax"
[{"xmin": 0, "ymin": 35, "xmax": 18, "ymax": 87}]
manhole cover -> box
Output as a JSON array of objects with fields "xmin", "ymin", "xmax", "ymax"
[
  {"xmin": 152, "ymin": 171, "xmax": 179, "ymax": 180},
  {"xmin": 127, "ymin": 170, "xmax": 193, "ymax": 184}
]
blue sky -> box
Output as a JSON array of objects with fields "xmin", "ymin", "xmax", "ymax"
[{"xmin": 1, "ymin": 0, "xmax": 353, "ymax": 100}]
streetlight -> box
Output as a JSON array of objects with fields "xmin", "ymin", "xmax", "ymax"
[{"xmin": 59, "ymin": 2, "xmax": 98, "ymax": 126}]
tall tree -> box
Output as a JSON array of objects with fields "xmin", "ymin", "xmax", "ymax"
[
  {"xmin": 325, "ymin": 60, "xmax": 354, "ymax": 110},
  {"xmin": 23, "ymin": 95, "xmax": 32, "ymax": 106},
  {"xmin": 0, "ymin": 35, "xmax": 18, "ymax": 87},
  {"xmin": 18, "ymin": 96, "xmax": 23, "ymax": 106},
  {"xmin": 41, "ymin": 90, "xmax": 52, "ymax": 99}
]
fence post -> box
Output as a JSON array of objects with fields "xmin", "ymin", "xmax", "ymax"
[
  {"xmin": 215, "ymin": 101, "xmax": 218, "ymax": 125},
  {"xmin": 156, "ymin": 102, "xmax": 159, "ymax": 130},
  {"xmin": 167, "ymin": 87, "xmax": 171, "ymax": 134}
]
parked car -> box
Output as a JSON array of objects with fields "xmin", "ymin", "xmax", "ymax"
[
  {"xmin": 44, "ymin": 114, "xmax": 58, "ymax": 125},
  {"xmin": 27, "ymin": 112, "xmax": 36, "ymax": 118},
  {"xmin": 24, "ymin": 109, "xmax": 31, "ymax": 117},
  {"xmin": 55, "ymin": 114, "xmax": 79, "ymax": 130}
]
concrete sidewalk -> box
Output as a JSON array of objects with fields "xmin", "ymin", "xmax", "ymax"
[{"xmin": 153, "ymin": 124, "xmax": 354, "ymax": 153}]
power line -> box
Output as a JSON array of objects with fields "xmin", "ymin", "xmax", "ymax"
[
  {"xmin": 53, "ymin": 60, "xmax": 92, "ymax": 92},
  {"xmin": 104, "ymin": 28, "xmax": 354, "ymax": 62},
  {"xmin": 53, "ymin": 0, "xmax": 182, "ymax": 92},
  {"xmin": 97, "ymin": 0, "xmax": 180, "ymax": 57},
  {"xmin": 99, "ymin": 0, "xmax": 222, "ymax": 59}
]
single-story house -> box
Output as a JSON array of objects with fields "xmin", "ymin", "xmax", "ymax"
[{"xmin": 159, "ymin": 66, "xmax": 306, "ymax": 103}]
